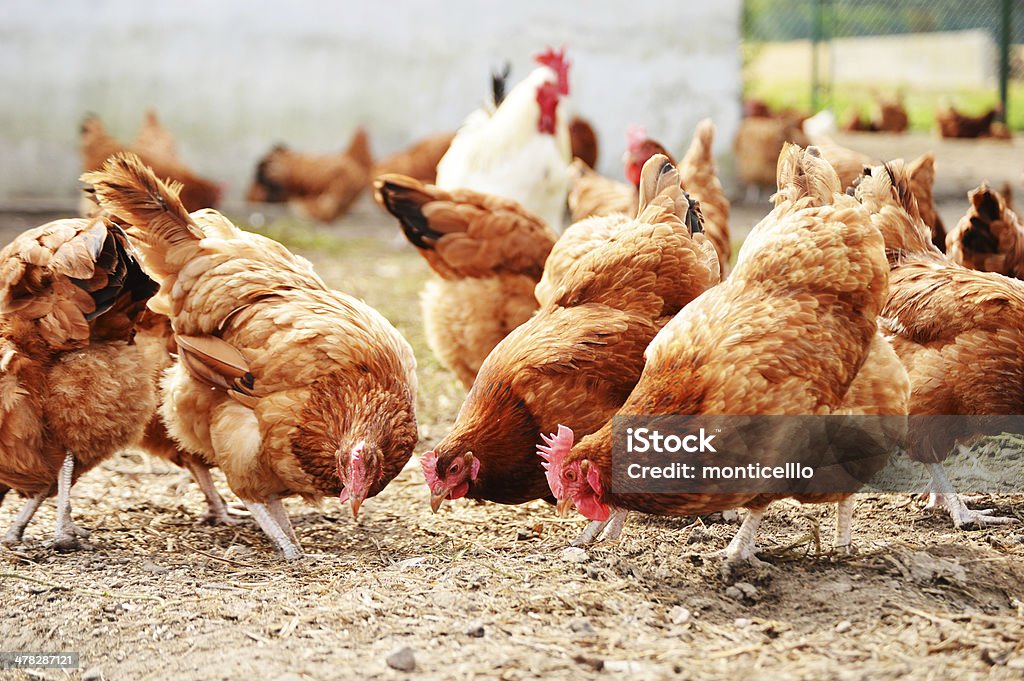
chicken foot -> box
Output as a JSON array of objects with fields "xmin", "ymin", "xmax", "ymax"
[
  {"xmin": 720, "ymin": 507, "xmax": 766, "ymax": 570},
  {"xmin": 572, "ymin": 509, "xmax": 628, "ymax": 547},
  {"xmin": 2, "ymin": 493, "xmax": 47, "ymax": 546},
  {"xmin": 183, "ymin": 459, "xmax": 243, "ymax": 526},
  {"xmin": 926, "ymin": 463, "xmax": 1017, "ymax": 529},
  {"xmin": 244, "ymin": 500, "xmax": 302, "ymax": 561},
  {"xmin": 53, "ymin": 454, "xmax": 91, "ymax": 551}
]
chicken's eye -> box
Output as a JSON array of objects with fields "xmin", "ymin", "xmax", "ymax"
[
  {"xmin": 564, "ymin": 469, "xmax": 577, "ymax": 482},
  {"xmin": 448, "ymin": 462, "xmax": 460, "ymax": 475}
]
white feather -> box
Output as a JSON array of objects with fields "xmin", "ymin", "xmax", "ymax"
[{"xmin": 436, "ymin": 65, "xmax": 572, "ymax": 232}]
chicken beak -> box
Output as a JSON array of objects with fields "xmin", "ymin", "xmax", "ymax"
[
  {"xmin": 430, "ymin": 489, "xmax": 450, "ymax": 513},
  {"xmin": 556, "ymin": 498, "xmax": 574, "ymax": 518},
  {"xmin": 349, "ymin": 492, "xmax": 365, "ymax": 519}
]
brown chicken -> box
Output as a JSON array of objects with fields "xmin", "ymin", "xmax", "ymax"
[
  {"xmin": 937, "ymin": 104, "xmax": 1006, "ymax": 139},
  {"xmin": 569, "ymin": 116, "xmax": 599, "ymax": 169},
  {"xmin": 876, "ymin": 93, "xmax": 909, "ymax": 133},
  {"xmin": 420, "ymin": 155, "xmax": 719, "ymax": 519},
  {"xmin": 132, "ymin": 109, "xmax": 182, "ymax": 166},
  {"xmin": 374, "ymin": 173, "xmax": 557, "ymax": 388},
  {"xmin": 0, "ymin": 217, "xmax": 160, "ymax": 549},
  {"xmin": 85, "ymin": 153, "xmax": 418, "ymax": 559},
  {"xmin": 945, "ymin": 184, "xmax": 1024, "ymax": 279},
  {"xmin": 734, "ymin": 115, "xmax": 810, "ymax": 193},
  {"xmin": 567, "ymin": 121, "xmax": 731, "ymax": 273},
  {"xmin": 80, "ymin": 114, "xmax": 221, "ymax": 214},
  {"xmin": 844, "ymin": 94, "xmax": 909, "ymax": 133},
  {"xmin": 541, "ymin": 145, "xmax": 904, "ymax": 564},
  {"xmin": 859, "ymin": 161, "xmax": 1021, "ymax": 528},
  {"xmin": 370, "ymin": 131, "xmax": 456, "ymax": 184},
  {"xmin": 246, "ymin": 128, "xmax": 374, "ymax": 222}
]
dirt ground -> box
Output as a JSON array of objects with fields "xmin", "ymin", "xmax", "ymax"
[{"xmin": 2, "ymin": 197, "xmax": 1024, "ymax": 681}]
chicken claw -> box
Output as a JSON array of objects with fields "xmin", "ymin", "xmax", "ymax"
[
  {"xmin": 926, "ymin": 464, "xmax": 1018, "ymax": 529},
  {"xmin": 572, "ymin": 509, "xmax": 628, "ymax": 547},
  {"xmin": 719, "ymin": 508, "xmax": 767, "ymax": 573}
]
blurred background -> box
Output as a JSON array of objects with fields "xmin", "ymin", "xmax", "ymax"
[
  {"xmin": 744, "ymin": 0, "xmax": 1023, "ymax": 129},
  {"xmin": 1, "ymin": 1, "xmax": 1021, "ymax": 210},
  {"xmin": 0, "ymin": 1, "xmax": 743, "ymax": 205}
]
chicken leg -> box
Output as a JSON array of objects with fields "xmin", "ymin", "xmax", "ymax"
[
  {"xmin": 2, "ymin": 493, "xmax": 46, "ymax": 546},
  {"xmin": 266, "ymin": 496, "xmax": 299, "ymax": 546},
  {"xmin": 183, "ymin": 459, "xmax": 242, "ymax": 526},
  {"xmin": 927, "ymin": 463, "xmax": 1017, "ymax": 528},
  {"xmin": 834, "ymin": 496, "xmax": 854, "ymax": 554},
  {"xmin": 52, "ymin": 454, "xmax": 90, "ymax": 551},
  {"xmin": 572, "ymin": 509, "xmax": 628, "ymax": 547},
  {"xmin": 244, "ymin": 500, "xmax": 302, "ymax": 560}
]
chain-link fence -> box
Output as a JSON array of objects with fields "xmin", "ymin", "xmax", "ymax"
[{"xmin": 743, "ymin": 0, "xmax": 1023, "ymax": 130}]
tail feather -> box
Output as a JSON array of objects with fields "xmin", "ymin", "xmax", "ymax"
[
  {"xmin": 684, "ymin": 118, "xmax": 714, "ymax": 165},
  {"xmin": 81, "ymin": 152, "xmax": 203, "ymax": 281},
  {"xmin": 773, "ymin": 144, "xmax": 842, "ymax": 207},
  {"xmin": 373, "ymin": 174, "xmax": 446, "ymax": 250},
  {"xmin": 636, "ymin": 154, "xmax": 704, "ymax": 236}
]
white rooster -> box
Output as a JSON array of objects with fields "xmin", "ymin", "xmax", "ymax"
[{"xmin": 436, "ymin": 47, "xmax": 573, "ymax": 232}]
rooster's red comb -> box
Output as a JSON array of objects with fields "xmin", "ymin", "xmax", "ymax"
[
  {"xmin": 537, "ymin": 424, "xmax": 575, "ymax": 499},
  {"xmin": 534, "ymin": 46, "xmax": 570, "ymax": 95}
]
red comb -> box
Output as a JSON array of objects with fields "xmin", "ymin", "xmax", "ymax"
[
  {"xmin": 537, "ymin": 424, "xmax": 575, "ymax": 498},
  {"xmin": 534, "ymin": 46, "xmax": 570, "ymax": 95},
  {"xmin": 420, "ymin": 451, "xmax": 440, "ymax": 491}
]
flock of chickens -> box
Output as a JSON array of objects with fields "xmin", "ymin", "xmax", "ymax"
[{"xmin": 2, "ymin": 47, "xmax": 1023, "ymax": 567}]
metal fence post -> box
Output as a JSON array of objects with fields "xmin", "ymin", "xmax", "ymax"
[
  {"xmin": 998, "ymin": 0, "xmax": 1012, "ymax": 122},
  {"xmin": 811, "ymin": 0, "xmax": 825, "ymax": 111}
]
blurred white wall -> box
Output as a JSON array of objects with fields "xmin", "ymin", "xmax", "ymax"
[{"xmin": 0, "ymin": 1, "xmax": 742, "ymax": 203}]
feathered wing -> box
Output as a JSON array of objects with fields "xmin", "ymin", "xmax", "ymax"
[
  {"xmin": 374, "ymin": 173, "xmax": 557, "ymax": 280},
  {"xmin": 535, "ymin": 214, "xmax": 632, "ymax": 306},
  {"xmin": 539, "ymin": 154, "xmax": 718, "ymax": 308},
  {"xmin": 678, "ymin": 119, "xmax": 732, "ymax": 272},
  {"xmin": 0, "ymin": 217, "xmax": 158, "ymax": 350},
  {"xmin": 906, "ymin": 153, "xmax": 946, "ymax": 251}
]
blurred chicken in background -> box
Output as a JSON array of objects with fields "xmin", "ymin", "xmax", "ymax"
[
  {"xmin": 80, "ymin": 112, "xmax": 222, "ymax": 214},
  {"xmin": 246, "ymin": 127, "xmax": 374, "ymax": 223}
]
